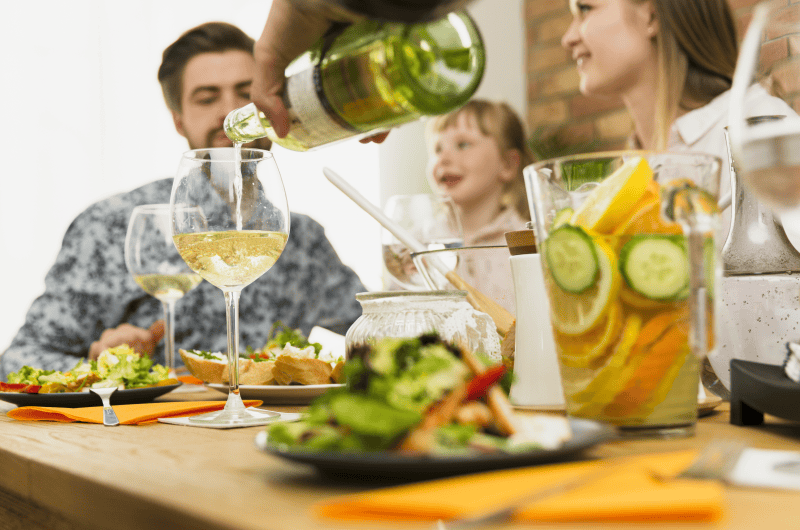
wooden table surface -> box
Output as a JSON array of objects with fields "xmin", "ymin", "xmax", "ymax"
[{"xmin": 1, "ymin": 387, "xmax": 799, "ymax": 530}]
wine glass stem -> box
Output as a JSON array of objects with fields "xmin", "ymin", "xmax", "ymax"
[
  {"xmin": 686, "ymin": 228, "xmax": 709, "ymax": 361},
  {"xmin": 223, "ymin": 289, "xmax": 241, "ymax": 400},
  {"xmin": 161, "ymin": 299, "xmax": 177, "ymax": 377}
]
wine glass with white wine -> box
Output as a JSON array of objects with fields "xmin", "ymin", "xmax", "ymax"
[
  {"xmin": 124, "ymin": 204, "xmax": 205, "ymax": 376},
  {"xmin": 171, "ymin": 147, "xmax": 289, "ymax": 426}
]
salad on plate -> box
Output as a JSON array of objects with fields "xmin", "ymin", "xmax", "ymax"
[
  {"xmin": 1, "ymin": 345, "xmax": 175, "ymax": 394},
  {"xmin": 266, "ymin": 333, "xmax": 572, "ymax": 455}
]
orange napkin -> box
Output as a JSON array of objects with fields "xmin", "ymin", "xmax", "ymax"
[
  {"xmin": 315, "ymin": 450, "xmax": 724, "ymax": 523},
  {"xmin": 7, "ymin": 400, "xmax": 262, "ymax": 425}
]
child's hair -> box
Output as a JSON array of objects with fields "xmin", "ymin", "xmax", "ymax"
[{"xmin": 426, "ymin": 99, "xmax": 533, "ymax": 220}]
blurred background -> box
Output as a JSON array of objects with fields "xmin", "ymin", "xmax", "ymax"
[
  {"xmin": 0, "ymin": 0, "xmax": 524, "ymax": 351},
  {"xmin": 0, "ymin": 0, "xmax": 768, "ymax": 352}
]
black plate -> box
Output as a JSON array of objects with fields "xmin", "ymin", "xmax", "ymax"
[
  {"xmin": 0, "ymin": 383, "xmax": 182, "ymax": 408},
  {"xmin": 254, "ymin": 418, "xmax": 614, "ymax": 480}
]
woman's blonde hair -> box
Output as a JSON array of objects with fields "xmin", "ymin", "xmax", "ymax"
[
  {"xmin": 637, "ymin": 0, "xmax": 738, "ymax": 149},
  {"xmin": 425, "ymin": 99, "xmax": 533, "ymax": 219}
]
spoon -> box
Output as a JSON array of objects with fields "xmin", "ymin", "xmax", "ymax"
[{"xmin": 90, "ymin": 387, "xmax": 121, "ymax": 426}]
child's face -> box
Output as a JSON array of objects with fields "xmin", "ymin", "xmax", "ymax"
[
  {"xmin": 427, "ymin": 113, "xmax": 516, "ymax": 210},
  {"xmin": 561, "ymin": 0, "xmax": 657, "ymax": 99}
]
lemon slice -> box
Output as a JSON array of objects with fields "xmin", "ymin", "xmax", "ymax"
[
  {"xmin": 548, "ymin": 237, "xmax": 621, "ymax": 335},
  {"xmin": 570, "ymin": 156, "xmax": 653, "ymax": 233}
]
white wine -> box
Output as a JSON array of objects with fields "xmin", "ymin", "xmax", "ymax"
[
  {"xmin": 224, "ymin": 11, "xmax": 484, "ymax": 151},
  {"xmin": 173, "ymin": 230, "xmax": 288, "ymax": 289},
  {"xmin": 133, "ymin": 273, "xmax": 203, "ymax": 303}
]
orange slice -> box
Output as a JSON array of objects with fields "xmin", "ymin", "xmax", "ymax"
[
  {"xmin": 571, "ymin": 312, "xmax": 643, "ymax": 417},
  {"xmin": 570, "ymin": 156, "xmax": 653, "ymax": 234},
  {"xmin": 602, "ymin": 315, "xmax": 690, "ymax": 418},
  {"xmin": 557, "ymin": 302, "xmax": 624, "ymax": 368},
  {"xmin": 612, "ymin": 180, "xmax": 682, "ymax": 236}
]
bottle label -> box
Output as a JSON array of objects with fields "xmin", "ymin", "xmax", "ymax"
[{"xmin": 284, "ymin": 66, "xmax": 356, "ymax": 146}]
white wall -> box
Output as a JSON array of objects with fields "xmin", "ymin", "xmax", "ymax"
[
  {"xmin": 0, "ymin": 0, "xmax": 525, "ymax": 353},
  {"xmin": 0, "ymin": 1, "xmax": 381, "ymax": 353}
]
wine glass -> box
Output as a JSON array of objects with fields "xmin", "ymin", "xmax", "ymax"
[
  {"xmin": 124, "ymin": 204, "xmax": 205, "ymax": 376},
  {"xmin": 381, "ymin": 194, "xmax": 463, "ymax": 289},
  {"xmin": 720, "ymin": 1, "xmax": 800, "ymax": 394},
  {"xmin": 171, "ymin": 148, "xmax": 289, "ymax": 426},
  {"xmin": 728, "ymin": 2, "xmax": 800, "ymax": 215}
]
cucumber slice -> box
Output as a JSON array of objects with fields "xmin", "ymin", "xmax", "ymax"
[
  {"xmin": 544, "ymin": 225, "xmax": 599, "ymax": 293},
  {"xmin": 619, "ymin": 235, "xmax": 689, "ymax": 300},
  {"xmin": 552, "ymin": 207, "xmax": 574, "ymax": 228}
]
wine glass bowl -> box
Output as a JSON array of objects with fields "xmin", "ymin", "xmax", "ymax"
[
  {"xmin": 124, "ymin": 204, "xmax": 204, "ymax": 375},
  {"xmin": 171, "ymin": 148, "xmax": 289, "ymax": 426},
  {"xmin": 381, "ymin": 194, "xmax": 463, "ymax": 289},
  {"xmin": 728, "ymin": 1, "xmax": 800, "ymax": 215},
  {"xmin": 410, "ymin": 245, "xmax": 516, "ymax": 313}
]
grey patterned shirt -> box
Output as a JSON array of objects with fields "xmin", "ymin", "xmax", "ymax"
[{"xmin": 1, "ymin": 178, "xmax": 366, "ymax": 378}]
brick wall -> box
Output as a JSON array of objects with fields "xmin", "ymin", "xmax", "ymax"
[{"xmin": 524, "ymin": 0, "xmax": 788, "ymax": 158}]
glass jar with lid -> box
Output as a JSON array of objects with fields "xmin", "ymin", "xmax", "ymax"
[{"xmin": 345, "ymin": 290, "xmax": 501, "ymax": 360}]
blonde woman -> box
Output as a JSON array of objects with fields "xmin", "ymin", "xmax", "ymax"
[{"xmin": 561, "ymin": 0, "xmax": 793, "ymax": 240}]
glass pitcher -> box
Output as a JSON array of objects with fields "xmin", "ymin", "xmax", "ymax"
[{"xmin": 524, "ymin": 151, "xmax": 721, "ymax": 437}]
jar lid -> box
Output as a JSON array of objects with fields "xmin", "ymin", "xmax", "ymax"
[
  {"xmin": 505, "ymin": 230, "xmax": 537, "ymax": 255},
  {"xmin": 356, "ymin": 290, "xmax": 468, "ymax": 301}
]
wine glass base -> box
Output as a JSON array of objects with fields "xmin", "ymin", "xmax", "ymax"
[{"xmin": 188, "ymin": 392, "xmax": 280, "ymax": 426}]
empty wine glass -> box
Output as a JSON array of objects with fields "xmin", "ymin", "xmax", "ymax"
[
  {"xmin": 381, "ymin": 194, "xmax": 463, "ymax": 289},
  {"xmin": 171, "ymin": 148, "xmax": 289, "ymax": 426},
  {"xmin": 124, "ymin": 204, "xmax": 205, "ymax": 376}
]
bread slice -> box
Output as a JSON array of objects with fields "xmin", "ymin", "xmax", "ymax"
[
  {"xmin": 273, "ymin": 355, "xmax": 333, "ymax": 385},
  {"xmin": 180, "ymin": 350, "xmax": 230, "ymax": 384},
  {"xmin": 500, "ymin": 319, "xmax": 516, "ymax": 371},
  {"xmin": 331, "ymin": 360, "xmax": 345, "ymax": 384},
  {"xmin": 180, "ymin": 349, "xmax": 280, "ymax": 385},
  {"xmin": 237, "ymin": 360, "xmax": 276, "ymax": 385}
]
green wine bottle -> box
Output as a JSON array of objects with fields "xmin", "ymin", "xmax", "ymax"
[{"xmin": 224, "ymin": 11, "xmax": 485, "ymax": 152}]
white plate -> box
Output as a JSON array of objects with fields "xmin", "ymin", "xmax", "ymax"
[{"xmin": 206, "ymin": 383, "xmax": 343, "ymax": 405}]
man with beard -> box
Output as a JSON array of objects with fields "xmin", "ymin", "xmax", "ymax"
[{"xmin": 1, "ymin": 22, "xmax": 366, "ymax": 377}]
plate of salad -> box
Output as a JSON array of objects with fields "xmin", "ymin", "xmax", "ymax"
[
  {"xmin": 255, "ymin": 334, "xmax": 614, "ymax": 480},
  {"xmin": 0, "ymin": 346, "xmax": 180, "ymax": 408}
]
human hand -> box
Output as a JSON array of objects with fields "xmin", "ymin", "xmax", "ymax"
[
  {"xmin": 252, "ymin": 0, "xmax": 333, "ymax": 138},
  {"xmin": 89, "ymin": 320, "xmax": 165, "ymax": 360},
  {"xmin": 252, "ymin": 0, "xmax": 392, "ymax": 145},
  {"xmin": 359, "ymin": 132, "xmax": 390, "ymax": 144}
]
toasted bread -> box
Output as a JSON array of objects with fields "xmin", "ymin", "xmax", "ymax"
[
  {"xmin": 236, "ymin": 360, "xmax": 276, "ymax": 385},
  {"xmin": 500, "ymin": 319, "xmax": 516, "ymax": 371},
  {"xmin": 331, "ymin": 360, "xmax": 345, "ymax": 384},
  {"xmin": 180, "ymin": 349, "xmax": 283, "ymax": 385},
  {"xmin": 273, "ymin": 355, "xmax": 333, "ymax": 385},
  {"xmin": 180, "ymin": 349, "xmax": 231, "ymax": 384}
]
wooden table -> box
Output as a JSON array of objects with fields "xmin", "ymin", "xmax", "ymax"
[{"xmin": 1, "ymin": 388, "xmax": 799, "ymax": 530}]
